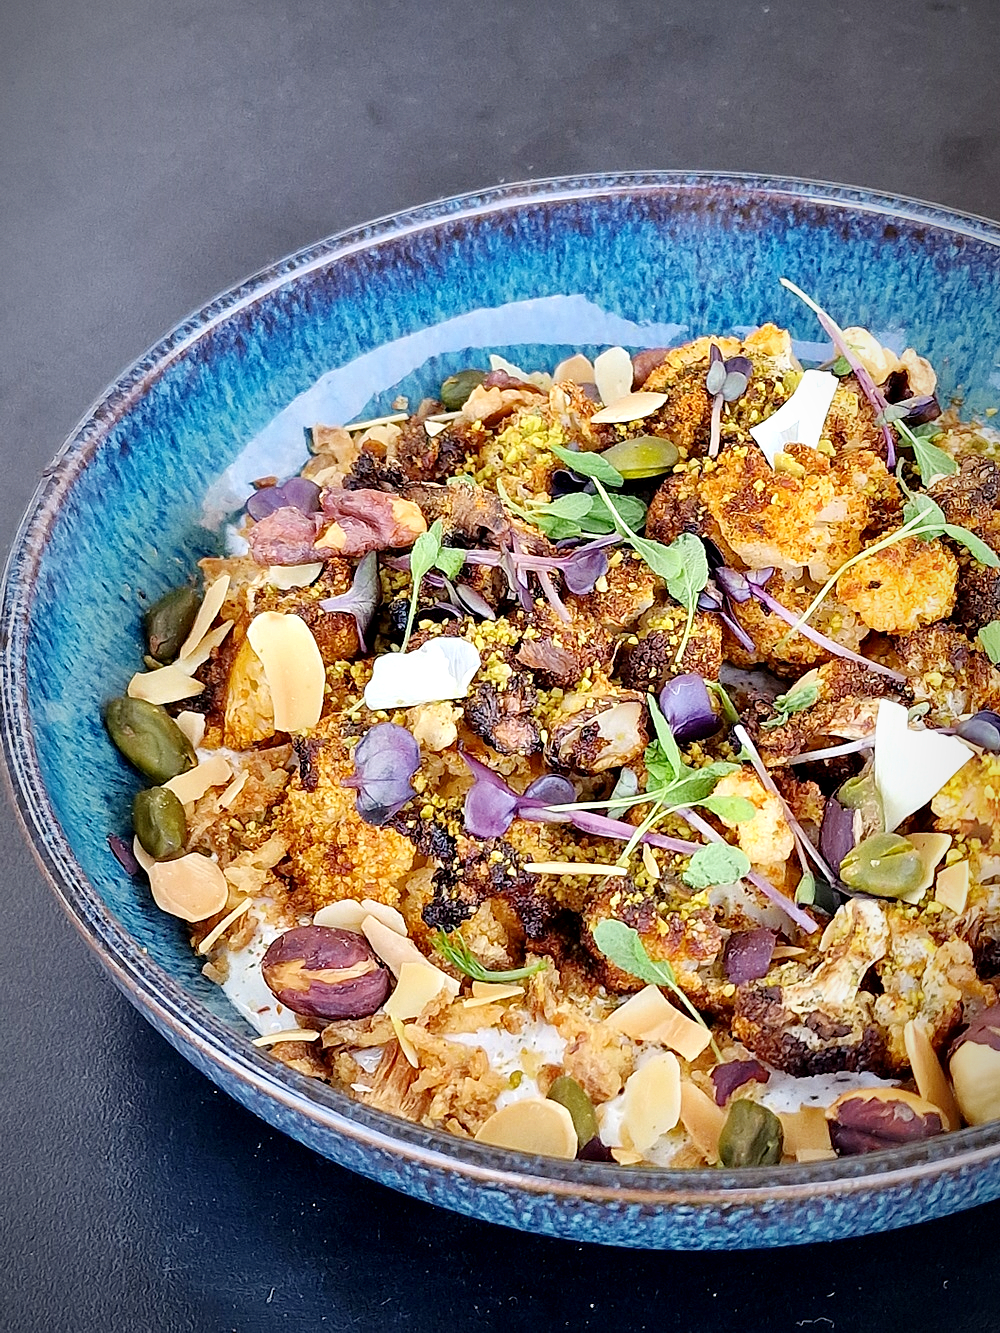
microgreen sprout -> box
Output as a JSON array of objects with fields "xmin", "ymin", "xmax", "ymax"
[
  {"xmin": 706, "ymin": 343, "xmax": 752, "ymax": 458},
  {"xmin": 978, "ymin": 620, "xmax": 1000, "ymax": 665},
  {"xmin": 400, "ymin": 519, "xmax": 466, "ymax": 652},
  {"xmin": 761, "ymin": 675, "xmax": 820, "ymax": 730},
  {"xmin": 432, "ymin": 931, "xmax": 546, "ymax": 984}
]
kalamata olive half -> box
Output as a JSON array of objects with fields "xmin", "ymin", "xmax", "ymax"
[{"xmin": 261, "ymin": 925, "xmax": 392, "ymax": 1020}]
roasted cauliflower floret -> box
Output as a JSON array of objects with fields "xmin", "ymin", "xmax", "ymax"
[
  {"xmin": 724, "ymin": 570, "xmax": 870, "ymax": 673},
  {"xmin": 698, "ymin": 444, "xmax": 893, "ymax": 581},
  {"xmin": 711, "ymin": 770, "xmax": 795, "ymax": 879},
  {"xmin": 835, "ymin": 536, "xmax": 958, "ymax": 634},
  {"xmin": 566, "ymin": 550, "xmax": 661, "ymax": 631},
  {"xmin": 932, "ymin": 752, "xmax": 1000, "ymax": 849},
  {"xmin": 545, "ymin": 686, "xmax": 649, "ymax": 774},
  {"xmin": 620, "ymin": 603, "xmax": 724, "ymax": 690},
  {"xmin": 891, "ymin": 624, "xmax": 1000, "ymax": 722}
]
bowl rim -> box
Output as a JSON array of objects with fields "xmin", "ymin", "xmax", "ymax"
[{"xmin": 8, "ymin": 168, "xmax": 1000, "ymax": 1210}]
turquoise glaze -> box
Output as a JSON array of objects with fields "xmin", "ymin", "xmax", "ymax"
[{"xmin": 6, "ymin": 173, "xmax": 1000, "ymax": 1248}]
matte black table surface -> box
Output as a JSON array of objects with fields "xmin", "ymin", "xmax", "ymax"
[{"xmin": 5, "ymin": 2, "xmax": 1000, "ymax": 1329}]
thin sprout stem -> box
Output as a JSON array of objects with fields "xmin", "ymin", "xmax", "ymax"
[{"xmin": 675, "ymin": 597, "xmax": 696, "ymax": 666}]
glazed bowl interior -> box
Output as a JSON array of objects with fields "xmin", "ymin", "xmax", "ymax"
[{"xmin": 8, "ymin": 172, "xmax": 1000, "ymax": 1249}]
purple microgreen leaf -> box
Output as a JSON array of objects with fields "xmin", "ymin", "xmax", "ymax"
[
  {"xmin": 710, "ymin": 1060, "xmax": 770, "ymax": 1106},
  {"xmin": 722, "ymin": 929, "xmax": 777, "ymax": 984},
  {"xmin": 345, "ymin": 723, "xmax": 420, "ymax": 825},
  {"xmin": 706, "ymin": 359, "xmax": 727, "ymax": 397},
  {"xmin": 454, "ymin": 583, "xmax": 496, "ymax": 620},
  {"xmin": 108, "ymin": 833, "xmax": 141, "ymax": 876},
  {"xmin": 721, "ymin": 369, "xmax": 750, "ymax": 402},
  {"xmin": 819, "ymin": 794, "xmax": 857, "ymax": 876},
  {"xmin": 562, "ymin": 546, "xmax": 609, "ymax": 595},
  {"xmin": 522, "ymin": 774, "xmax": 577, "ymax": 806},
  {"xmin": 956, "ymin": 710, "xmax": 1000, "ymax": 752},
  {"xmin": 319, "ymin": 550, "xmax": 380, "ymax": 651},
  {"xmin": 658, "ymin": 673, "xmax": 719, "ymax": 743},
  {"xmin": 246, "ymin": 476, "xmax": 321, "ymax": 521},
  {"xmin": 715, "ymin": 567, "xmax": 753, "ymax": 603}
]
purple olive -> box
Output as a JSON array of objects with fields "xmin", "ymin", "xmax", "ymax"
[
  {"xmin": 819, "ymin": 795, "xmax": 857, "ymax": 876},
  {"xmin": 261, "ymin": 925, "xmax": 391, "ymax": 1020},
  {"xmin": 957, "ymin": 710, "xmax": 1000, "ymax": 754}
]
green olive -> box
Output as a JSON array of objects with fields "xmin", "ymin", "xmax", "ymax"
[
  {"xmin": 546, "ymin": 1075, "xmax": 598, "ymax": 1147},
  {"xmin": 718, "ymin": 1099, "xmax": 783, "ymax": 1168},
  {"xmin": 599, "ymin": 435, "xmax": 679, "ymax": 479},
  {"xmin": 838, "ymin": 831, "xmax": 924, "ymax": 899},
  {"xmin": 104, "ymin": 696, "xmax": 197, "ymax": 784},
  {"xmin": 132, "ymin": 786, "xmax": 187, "ymax": 860},
  {"xmin": 144, "ymin": 586, "xmax": 202, "ymax": 663},
  {"xmin": 439, "ymin": 369, "xmax": 487, "ymax": 411}
]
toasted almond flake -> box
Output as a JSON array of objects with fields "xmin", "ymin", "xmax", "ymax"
[
  {"xmin": 315, "ymin": 899, "xmax": 408, "ymax": 935},
  {"xmin": 246, "ymin": 611, "xmax": 325, "ymax": 732},
  {"xmin": 771, "ymin": 945, "xmax": 808, "ymax": 959},
  {"xmin": 936, "ymin": 859, "xmax": 970, "ymax": 913},
  {"xmin": 604, "ymin": 984, "xmax": 676, "ymax": 1040},
  {"xmin": 474, "ymin": 1098, "xmax": 578, "ymax": 1159},
  {"xmin": 178, "ymin": 575, "xmax": 231, "ymax": 661},
  {"xmin": 265, "ymin": 562, "xmax": 324, "ymax": 590},
  {"xmin": 643, "ymin": 1006, "xmax": 713, "ymax": 1063},
  {"xmin": 127, "ymin": 665, "xmax": 205, "ymax": 705},
  {"xmin": 132, "ymin": 835, "xmax": 156, "ymax": 875},
  {"xmin": 523, "ymin": 861, "xmax": 628, "ymax": 877},
  {"xmin": 610, "ymin": 1147, "xmax": 644, "ymax": 1165},
  {"xmin": 426, "ymin": 409, "xmax": 462, "ymax": 423},
  {"xmin": 383, "ymin": 960, "xmax": 453, "ymax": 1021},
  {"xmin": 390, "ymin": 1014, "xmax": 419, "ymax": 1066},
  {"xmin": 164, "ymin": 753, "xmax": 232, "ymax": 805},
  {"xmin": 197, "ymin": 898, "xmax": 253, "ymax": 955},
  {"xmin": 874, "ymin": 700, "xmax": 973, "ymax": 833},
  {"xmin": 641, "ymin": 843, "xmax": 661, "ymax": 881},
  {"xmin": 553, "ymin": 352, "xmax": 597, "ymax": 385},
  {"xmin": 174, "ymin": 710, "xmax": 206, "ymax": 749},
  {"xmin": 424, "ymin": 420, "xmax": 448, "ymax": 438},
  {"xmin": 175, "ymin": 620, "xmax": 233, "ymax": 674},
  {"xmin": 904, "ymin": 1018, "xmax": 961, "ymax": 1131},
  {"xmin": 898, "ymin": 832, "xmax": 953, "ymax": 903},
  {"xmin": 796, "ymin": 1148, "xmax": 837, "ymax": 1163},
  {"xmin": 351, "ymin": 1082, "xmax": 373, "ymax": 1093},
  {"xmin": 149, "ymin": 852, "xmax": 229, "ymax": 922},
  {"xmin": 679, "ymin": 1080, "xmax": 726, "ymax": 1164},
  {"xmin": 620, "ymin": 1051, "xmax": 681, "ymax": 1152},
  {"xmin": 361, "ymin": 915, "xmax": 460, "ymax": 997},
  {"xmin": 589, "ymin": 391, "xmax": 668, "ymax": 425},
  {"xmin": 345, "ymin": 411, "xmax": 409, "ymax": 432},
  {"xmin": 778, "ymin": 1105, "xmax": 832, "ymax": 1157},
  {"xmin": 593, "ymin": 346, "xmax": 634, "ymax": 405},
  {"xmin": 217, "ymin": 769, "xmax": 249, "ymax": 809},
  {"xmin": 471, "ymin": 981, "xmax": 523, "ymax": 1001},
  {"xmin": 252, "ymin": 1028, "xmax": 321, "ymax": 1047}
]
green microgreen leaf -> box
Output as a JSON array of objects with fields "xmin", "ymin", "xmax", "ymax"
[
  {"xmin": 662, "ymin": 532, "xmax": 709, "ymax": 664},
  {"xmin": 435, "ymin": 546, "xmax": 466, "ymax": 580},
  {"xmin": 401, "ymin": 519, "xmax": 445, "ymax": 651},
  {"xmin": 699, "ymin": 794, "xmax": 757, "ymax": 822},
  {"xmin": 549, "ymin": 443, "xmax": 624, "ymax": 488},
  {"xmin": 706, "ymin": 679, "xmax": 740, "ymax": 725},
  {"xmin": 645, "ymin": 695, "xmax": 683, "ymax": 778},
  {"xmin": 539, "ymin": 493, "xmax": 594, "ymax": 521},
  {"xmin": 978, "ymin": 620, "xmax": 1000, "ymax": 665},
  {"xmin": 682, "ymin": 843, "xmax": 751, "ymax": 889},
  {"xmin": 432, "ymin": 931, "xmax": 546, "ymax": 984},
  {"xmin": 830, "ymin": 354, "xmax": 852, "ymax": 376},
  {"xmin": 760, "ymin": 678, "xmax": 820, "ymax": 730},
  {"xmin": 944, "ymin": 524, "xmax": 1000, "ymax": 568},
  {"xmin": 896, "ymin": 416, "xmax": 958, "ymax": 483}
]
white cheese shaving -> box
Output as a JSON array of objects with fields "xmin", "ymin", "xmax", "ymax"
[
  {"xmin": 749, "ymin": 369, "xmax": 839, "ymax": 465},
  {"xmin": 363, "ymin": 638, "xmax": 481, "ymax": 710},
  {"xmin": 873, "ymin": 699, "xmax": 973, "ymax": 832}
]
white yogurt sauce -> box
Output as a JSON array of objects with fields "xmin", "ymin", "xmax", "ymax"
[
  {"xmin": 757, "ymin": 1067, "xmax": 898, "ymax": 1114},
  {"xmin": 219, "ymin": 922, "xmax": 289, "ymax": 1035},
  {"xmin": 449, "ymin": 1018, "xmax": 567, "ymax": 1108}
]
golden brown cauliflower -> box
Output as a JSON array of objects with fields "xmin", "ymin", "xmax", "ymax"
[
  {"xmin": 711, "ymin": 770, "xmax": 795, "ymax": 880},
  {"xmin": 724, "ymin": 569, "xmax": 870, "ymax": 674},
  {"xmin": 835, "ymin": 536, "xmax": 958, "ymax": 634},
  {"xmin": 932, "ymin": 752, "xmax": 1000, "ymax": 849},
  {"xmin": 891, "ymin": 624, "xmax": 1000, "ymax": 722}
]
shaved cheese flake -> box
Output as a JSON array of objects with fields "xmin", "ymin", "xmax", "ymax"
[
  {"xmin": 174, "ymin": 710, "xmax": 206, "ymax": 749},
  {"xmin": 749, "ymin": 369, "xmax": 839, "ymax": 465},
  {"xmin": 178, "ymin": 574, "xmax": 231, "ymax": 660},
  {"xmin": 149, "ymin": 852, "xmax": 228, "ymax": 921},
  {"xmin": 383, "ymin": 960, "xmax": 451, "ymax": 1021},
  {"xmin": 904, "ymin": 1018, "xmax": 961, "ymax": 1131},
  {"xmin": 678, "ymin": 1080, "xmax": 726, "ymax": 1164},
  {"xmin": 362, "ymin": 915, "xmax": 460, "ymax": 997},
  {"xmin": 246, "ymin": 611, "xmax": 325, "ymax": 732},
  {"xmin": 935, "ymin": 859, "xmax": 970, "ymax": 914},
  {"xmin": 265, "ymin": 562, "xmax": 324, "ymax": 590},
  {"xmin": 197, "ymin": 897, "xmax": 253, "ymax": 955},
  {"xmin": 175, "ymin": 620, "xmax": 233, "ymax": 674},
  {"xmin": 390, "ymin": 1014, "xmax": 419, "ymax": 1066},
  {"xmin": 593, "ymin": 346, "xmax": 634, "ymax": 406},
  {"xmin": 898, "ymin": 832, "xmax": 953, "ymax": 903},
  {"xmin": 620, "ymin": 1052, "xmax": 681, "ymax": 1153},
  {"xmin": 217, "ymin": 769, "xmax": 249, "ymax": 809},
  {"xmin": 523, "ymin": 861, "xmax": 628, "ymax": 877},
  {"xmin": 363, "ymin": 638, "xmax": 481, "ymax": 710},
  {"xmin": 474, "ymin": 1098, "xmax": 577, "ymax": 1159},
  {"xmin": 589, "ymin": 391, "xmax": 667, "ymax": 425},
  {"xmin": 874, "ymin": 700, "xmax": 973, "ymax": 832},
  {"xmin": 127, "ymin": 665, "xmax": 205, "ymax": 705},
  {"xmin": 553, "ymin": 352, "xmax": 596, "ymax": 385},
  {"xmin": 164, "ymin": 753, "xmax": 232, "ymax": 805},
  {"xmin": 315, "ymin": 898, "xmax": 408, "ymax": 936},
  {"xmin": 252, "ymin": 1028, "xmax": 321, "ymax": 1047}
]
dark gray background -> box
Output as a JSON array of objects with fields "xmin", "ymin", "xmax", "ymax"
[{"xmin": 4, "ymin": 1, "xmax": 1000, "ymax": 1329}]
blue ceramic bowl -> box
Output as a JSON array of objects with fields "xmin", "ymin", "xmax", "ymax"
[{"xmin": 7, "ymin": 172, "xmax": 1000, "ymax": 1249}]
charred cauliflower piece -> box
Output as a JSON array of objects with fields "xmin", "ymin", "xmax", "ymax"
[
  {"xmin": 929, "ymin": 456, "xmax": 1000, "ymax": 636},
  {"xmin": 932, "ymin": 752, "xmax": 1000, "ymax": 849},
  {"xmin": 546, "ymin": 686, "xmax": 649, "ymax": 774},
  {"xmin": 835, "ymin": 536, "xmax": 957, "ymax": 634},
  {"xmin": 620, "ymin": 603, "xmax": 724, "ymax": 690},
  {"xmin": 464, "ymin": 674, "xmax": 541, "ymax": 756},
  {"xmin": 890, "ymin": 624, "xmax": 1000, "ymax": 722},
  {"xmin": 565, "ymin": 551, "xmax": 661, "ymax": 631},
  {"xmin": 711, "ymin": 770, "xmax": 795, "ymax": 881},
  {"xmin": 724, "ymin": 569, "xmax": 870, "ymax": 674}
]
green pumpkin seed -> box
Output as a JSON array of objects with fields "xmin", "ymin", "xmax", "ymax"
[
  {"xmin": 546, "ymin": 1075, "xmax": 598, "ymax": 1147},
  {"xmin": 836, "ymin": 767, "xmax": 885, "ymax": 840},
  {"xmin": 104, "ymin": 696, "xmax": 196, "ymax": 784},
  {"xmin": 839, "ymin": 831, "xmax": 924, "ymax": 899},
  {"xmin": 599, "ymin": 435, "xmax": 679, "ymax": 479},
  {"xmin": 439, "ymin": 369, "xmax": 487, "ymax": 412},
  {"xmin": 718, "ymin": 1099, "xmax": 783, "ymax": 1168},
  {"xmin": 144, "ymin": 586, "xmax": 202, "ymax": 663},
  {"xmin": 132, "ymin": 786, "xmax": 187, "ymax": 860}
]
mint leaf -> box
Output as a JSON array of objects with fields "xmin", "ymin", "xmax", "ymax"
[
  {"xmin": 944, "ymin": 523, "xmax": 1000, "ymax": 569},
  {"xmin": 682, "ymin": 843, "xmax": 751, "ymax": 889},
  {"xmin": 591, "ymin": 918, "xmax": 676, "ymax": 987},
  {"xmin": 700, "ymin": 794, "xmax": 757, "ymax": 822},
  {"xmin": 978, "ymin": 620, "xmax": 1000, "ymax": 664},
  {"xmin": 550, "ymin": 443, "xmax": 624, "ymax": 488},
  {"xmin": 539, "ymin": 493, "xmax": 594, "ymax": 521}
]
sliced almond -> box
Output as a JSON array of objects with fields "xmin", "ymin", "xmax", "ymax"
[
  {"xmin": 164, "ymin": 752, "xmax": 232, "ymax": 805},
  {"xmin": 178, "ymin": 574, "xmax": 231, "ymax": 661},
  {"xmin": 149, "ymin": 852, "xmax": 229, "ymax": 921},
  {"xmin": 641, "ymin": 843, "xmax": 661, "ymax": 881},
  {"xmin": 423, "ymin": 420, "xmax": 448, "ymax": 438},
  {"xmin": 132, "ymin": 835, "xmax": 156, "ymax": 875},
  {"xmin": 771, "ymin": 945, "xmax": 808, "ymax": 959},
  {"xmin": 644, "ymin": 1007, "xmax": 713, "ymax": 1063},
  {"xmin": 589, "ymin": 391, "xmax": 667, "ymax": 425},
  {"xmin": 252, "ymin": 1028, "xmax": 321, "ymax": 1047},
  {"xmin": 935, "ymin": 859, "xmax": 970, "ymax": 914},
  {"xmin": 678, "ymin": 1080, "xmax": 726, "ymax": 1164},
  {"xmin": 523, "ymin": 861, "xmax": 627, "ymax": 877},
  {"xmin": 796, "ymin": 1148, "xmax": 837, "ymax": 1163},
  {"xmin": 904, "ymin": 1018, "xmax": 961, "ymax": 1131},
  {"xmin": 361, "ymin": 916, "xmax": 460, "ymax": 997},
  {"xmin": 315, "ymin": 899, "xmax": 408, "ymax": 936},
  {"xmin": 604, "ymin": 984, "xmax": 675, "ymax": 1040},
  {"xmin": 175, "ymin": 620, "xmax": 233, "ymax": 674},
  {"xmin": 174, "ymin": 710, "xmax": 206, "ymax": 749},
  {"xmin": 383, "ymin": 960, "xmax": 451, "ymax": 1021},
  {"xmin": 471, "ymin": 981, "xmax": 523, "ymax": 1001},
  {"xmin": 474, "ymin": 1098, "xmax": 578, "ymax": 1159},
  {"xmin": 266, "ymin": 562, "xmax": 324, "ymax": 590},
  {"xmin": 197, "ymin": 898, "xmax": 253, "ymax": 954},
  {"xmin": 593, "ymin": 346, "xmax": 634, "ymax": 405},
  {"xmin": 217, "ymin": 769, "xmax": 249, "ymax": 809},
  {"xmin": 620, "ymin": 1052, "xmax": 681, "ymax": 1153},
  {"xmin": 899, "ymin": 832, "xmax": 953, "ymax": 903},
  {"xmin": 778, "ymin": 1105, "xmax": 832, "ymax": 1157},
  {"xmin": 246, "ymin": 611, "xmax": 325, "ymax": 732},
  {"xmin": 390, "ymin": 1014, "xmax": 419, "ymax": 1067},
  {"xmin": 127, "ymin": 665, "xmax": 205, "ymax": 705},
  {"xmin": 610, "ymin": 1147, "xmax": 644, "ymax": 1165},
  {"xmin": 553, "ymin": 352, "xmax": 596, "ymax": 385}
]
